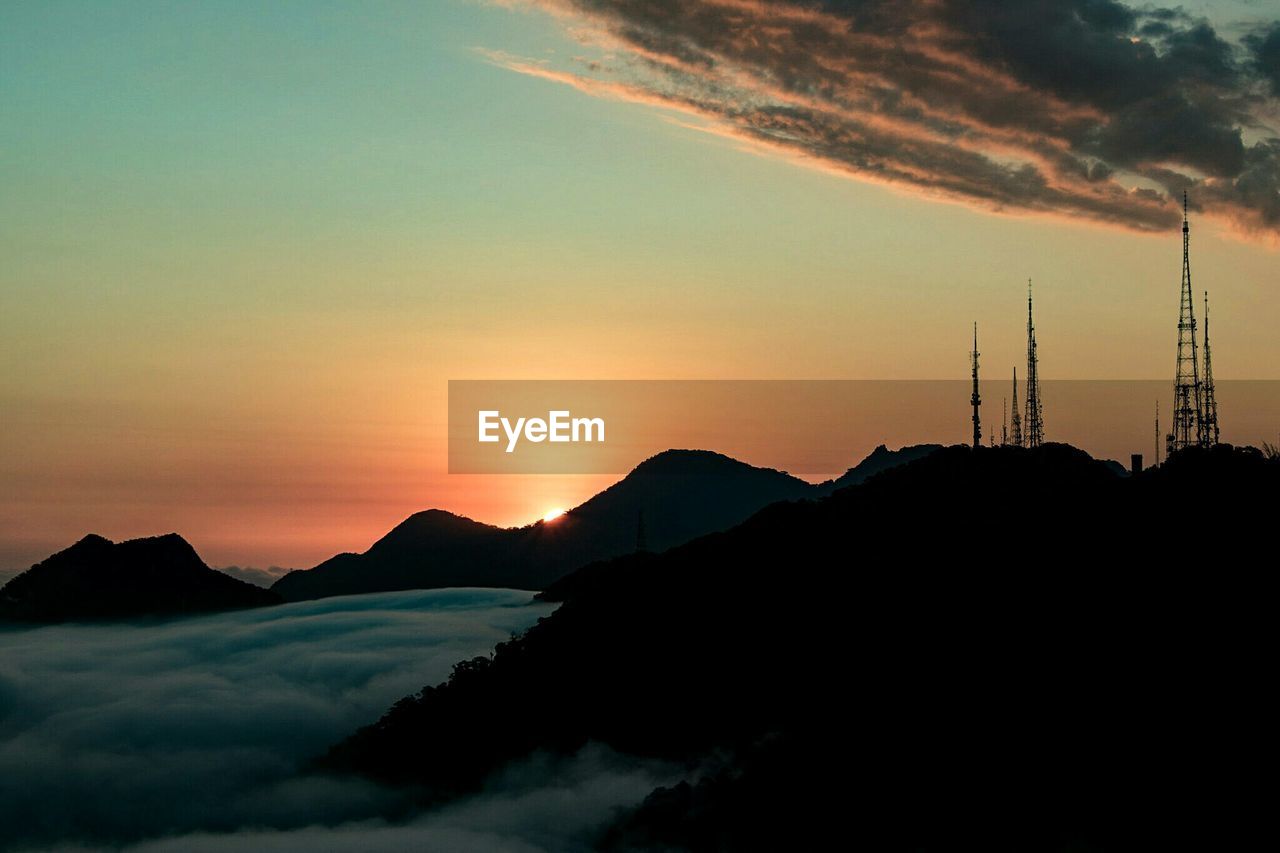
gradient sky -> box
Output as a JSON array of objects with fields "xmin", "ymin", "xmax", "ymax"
[{"xmin": 2, "ymin": 0, "xmax": 1278, "ymax": 572}]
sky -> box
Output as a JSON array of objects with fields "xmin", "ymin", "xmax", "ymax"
[{"xmin": 1, "ymin": 0, "xmax": 1278, "ymax": 572}]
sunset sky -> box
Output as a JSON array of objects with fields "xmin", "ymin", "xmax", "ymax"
[{"xmin": 2, "ymin": 0, "xmax": 1278, "ymax": 572}]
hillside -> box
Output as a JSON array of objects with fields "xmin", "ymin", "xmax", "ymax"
[{"xmin": 322, "ymin": 443, "xmax": 1274, "ymax": 850}]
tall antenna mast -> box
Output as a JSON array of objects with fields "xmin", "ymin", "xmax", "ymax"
[
  {"xmin": 1155, "ymin": 399, "xmax": 1161, "ymax": 466},
  {"xmin": 1010, "ymin": 366, "xmax": 1023, "ymax": 447},
  {"xmin": 1202, "ymin": 290, "xmax": 1220, "ymax": 446},
  {"xmin": 1001, "ymin": 397, "xmax": 1008, "ymax": 446},
  {"xmin": 1024, "ymin": 279, "xmax": 1044, "ymax": 447},
  {"xmin": 1170, "ymin": 190, "xmax": 1204, "ymax": 455},
  {"xmin": 970, "ymin": 322, "xmax": 982, "ymax": 448}
]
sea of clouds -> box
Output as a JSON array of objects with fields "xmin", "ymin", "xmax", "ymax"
[{"xmin": 0, "ymin": 590, "xmax": 672, "ymax": 852}]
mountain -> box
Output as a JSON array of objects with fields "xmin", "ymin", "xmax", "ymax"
[
  {"xmin": 814, "ymin": 442, "xmax": 942, "ymax": 493},
  {"xmin": 0, "ymin": 533, "xmax": 281, "ymax": 623},
  {"xmin": 271, "ymin": 449, "xmax": 818, "ymax": 602},
  {"xmin": 322, "ymin": 443, "xmax": 1274, "ymax": 850},
  {"xmin": 272, "ymin": 511, "xmax": 516, "ymax": 601}
]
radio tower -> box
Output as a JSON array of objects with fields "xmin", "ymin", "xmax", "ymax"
[
  {"xmin": 1155, "ymin": 399, "xmax": 1161, "ymax": 466},
  {"xmin": 970, "ymin": 322, "xmax": 982, "ymax": 448},
  {"xmin": 1009, "ymin": 367, "xmax": 1023, "ymax": 447},
  {"xmin": 1024, "ymin": 280, "xmax": 1044, "ymax": 447},
  {"xmin": 1169, "ymin": 191, "xmax": 1203, "ymax": 455},
  {"xmin": 1001, "ymin": 397, "xmax": 1008, "ymax": 446},
  {"xmin": 1202, "ymin": 290, "xmax": 1220, "ymax": 446}
]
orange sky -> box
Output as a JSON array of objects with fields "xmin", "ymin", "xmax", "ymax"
[{"xmin": 2, "ymin": 1, "xmax": 1277, "ymax": 572}]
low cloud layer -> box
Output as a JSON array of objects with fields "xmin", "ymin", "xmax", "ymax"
[
  {"xmin": 113, "ymin": 746, "xmax": 672, "ymax": 853},
  {"xmin": 0, "ymin": 590, "xmax": 661, "ymax": 851},
  {"xmin": 492, "ymin": 0, "xmax": 1280, "ymax": 238}
]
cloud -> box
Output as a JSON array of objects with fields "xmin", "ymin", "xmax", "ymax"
[
  {"xmin": 108, "ymin": 746, "xmax": 674, "ymax": 853},
  {"xmin": 0, "ymin": 589, "xmax": 665, "ymax": 851},
  {"xmin": 488, "ymin": 0, "xmax": 1280, "ymax": 239},
  {"xmin": 1246, "ymin": 22, "xmax": 1280, "ymax": 95}
]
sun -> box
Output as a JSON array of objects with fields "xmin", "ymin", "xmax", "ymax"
[{"xmin": 542, "ymin": 507, "xmax": 567, "ymax": 523}]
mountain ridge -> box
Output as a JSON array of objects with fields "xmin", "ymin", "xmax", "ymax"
[
  {"xmin": 0, "ymin": 533, "xmax": 281, "ymax": 623},
  {"xmin": 321, "ymin": 442, "xmax": 1275, "ymax": 850},
  {"xmin": 271, "ymin": 446, "xmax": 937, "ymax": 601},
  {"xmin": 5, "ymin": 444, "xmax": 945, "ymax": 614}
]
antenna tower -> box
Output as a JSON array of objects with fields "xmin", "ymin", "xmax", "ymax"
[
  {"xmin": 1202, "ymin": 290, "xmax": 1220, "ymax": 446},
  {"xmin": 970, "ymin": 322, "xmax": 981, "ymax": 448},
  {"xmin": 1155, "ymin": 399, "xmax": 1161, "ymax": 466},
  {"xmin": 1170, "ymin": 191, "xmax": 1204, "ymax": 455},
  {"xmin": 1024, "ymin": 280, "xmax": 1044, "ymax": 447},
  {"xmin": 1010, "ymin": 367, "xmax": 1023, "ymax": 447}
]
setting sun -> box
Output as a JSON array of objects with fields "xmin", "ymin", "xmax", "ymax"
[{"xmin": 542, "ymin": 508, "xmax": 567, "ymax": 523}]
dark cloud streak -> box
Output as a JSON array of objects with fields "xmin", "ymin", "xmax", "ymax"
[{"xmin": 498, "ymin": 0, "xmax": 1280, "ymax": 237}]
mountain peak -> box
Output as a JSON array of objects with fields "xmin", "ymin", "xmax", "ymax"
[
  {"xmin": 1, "ymin": 532, "xmax": 278, "ymax": 622},
  {"xmin": 387, "ymin": 509, "xmax": 493, "ymax": 534},
  {"xmin": 628, "ymin": 449, "xmax": 769, "ymax": 477},
  {"xmin": 274, "ymin": 448, "xmax": 817, "ymax": 602},
  {"xmin": 365, "ymin": 509, "xmax": 499, "ymax": 556},
  {"xmin": 58, "ymin": 533, "xmax": 198, "ymax": 564},
  {"xmin": 75, "ymin": 533, "xmax": 112, "ymax": 546},
  {"xmin": 818, "ymin": 443, "xmax": 943, "ymax": 494}
]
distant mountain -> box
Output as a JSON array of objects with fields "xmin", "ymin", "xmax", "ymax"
[
  {"xmin": 272, "ymin": 450, "xmax": 816, "ymax": 602},
  {"xmin": 323, "ymin": 443, "xmax": 1275, "ymax": 850},
  {"xmin": 0, "ymin": 534, "xmax": 281, "ymax": 623},
  {"xmin": 217, "ymin": 564, "xmax": 294, "ymax": 588}
]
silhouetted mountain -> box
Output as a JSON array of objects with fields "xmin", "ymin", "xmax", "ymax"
[
  {"xmin": 814, "ymin": 442, "xmax": 942, "ymax": 493},
  {"xmin": 322, "ymin": 443, "xmax": 1273, "ymax": 851},
  {"xmin": 0, "ymin": 534, "xmax": 281, "ymax": 623},
  {"xmin": 272, "ymin": 450, "xmax": 817, "ymax": 602}
]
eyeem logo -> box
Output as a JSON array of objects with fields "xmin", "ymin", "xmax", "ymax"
[{"xmin": 478, "ymin": 410, "xmax": 605, "ymax": 453}]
